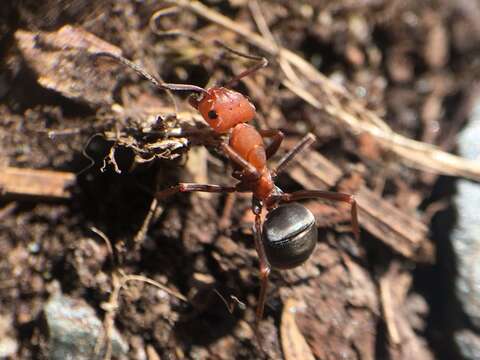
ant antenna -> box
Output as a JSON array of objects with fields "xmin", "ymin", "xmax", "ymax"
[
  {"xmin": 92, "ymin": 52, "xmax": 209, "ymax": 95},
  {"xmin": 147, "ymin": 10, "xmax": 269, "ymax": 89},
  {"xmin": 213, "ymin": 41, "xmax": 268, "ymax": 88}
]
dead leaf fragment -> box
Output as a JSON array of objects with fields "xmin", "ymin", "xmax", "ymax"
[{"xmin": 281, "ymin": 298, "xmax": 315, "ymax": 360}]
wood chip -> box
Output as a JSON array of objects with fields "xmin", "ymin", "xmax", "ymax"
[
  {"xmin": 0, "ymin": 167, "xmax": 75, "ymax": 200},
  {"xmin": 356, "ymin": 186, "xmax": 431, "ymax": 260},
  {"xmin": 15, "ymin": 25, "xmax": 122, "ymax": 106},
  {"xmin": 281, "ymin": 298, "xmax": 315, "ymax": 360}
]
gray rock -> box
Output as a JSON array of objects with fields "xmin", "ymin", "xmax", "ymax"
[
  {"xmin": 44, "ymin": 293, "xmax": 128, "ymax": 360},
  {"xmin": 453, "ymin": 101, "xmax": 480, "ymax": 329},
  {"xmin": 453, "ymin": 100, "xmax": 480, "ymax": 358},
  {"xmin": 455, "ymin": 330, "xmax": 480, "ymax": 360},
  {"xmin": 0, "ymin": 337, "xmax": 18, "ymax": 358}
]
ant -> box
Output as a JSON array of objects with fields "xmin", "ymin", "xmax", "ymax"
[{"xmin": 93, "ymin": 48, "xmax": 360, "ymax": 325}]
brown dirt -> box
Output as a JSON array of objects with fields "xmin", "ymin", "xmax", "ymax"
[{"xmin": 1, "ymin": 1, "xmax": 479, "ymax": 359}]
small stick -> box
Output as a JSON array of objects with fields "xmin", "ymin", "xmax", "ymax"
[{"xmin": 0, "ymin": 167, "xmax": 75, "ymax": 200}]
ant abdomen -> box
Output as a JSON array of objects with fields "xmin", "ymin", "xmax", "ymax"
[{"xmin": 262, "ymin": 203, "xmax": 317, "ymax": 270}]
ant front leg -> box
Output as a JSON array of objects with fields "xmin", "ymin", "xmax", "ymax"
[
  {"xmin": 278, "ymin": 190, "xmax": 360, "ymax": 241},
  {"xmin": 156, "ymin": 183, "xmax": 236, "ymax": 200},
  {"xmin": 257, "ymin": 129, "xmax": 284, "ymax": 159}
]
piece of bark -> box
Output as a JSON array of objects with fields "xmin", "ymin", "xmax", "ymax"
[
  {"xmin": 281, "ymin": 298, "xmax": 315, "ymax": 360},
  {"xmin": 15, "ymin": 25, "xmax": 121, "ymax": 106},
  {"xmin": 380, "ymin": 262, "xmax": 434, "ymax": 360},
  {"xmin": 289, "ymin": 151, "xmax": 434, "ymax": 262},
  {"xmin": 288, "ymin": 150, "xmax": 343, "ymax": 188},
  {"xmin": 0, "ymin": 167, "xmax": 75, "ymax": 200}
]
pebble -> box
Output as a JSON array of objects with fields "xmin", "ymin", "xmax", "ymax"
[{"xmin": 44, "ymin": 293, "xmax": 128, "ymax": 360}]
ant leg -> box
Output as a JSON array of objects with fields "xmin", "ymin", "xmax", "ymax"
[
  {"xmin": 278, "ymin": 190, "xmax": 360, "ymax": 241},
  {"xmin": 257, "ymin": 129, "xmax": 284, "ymax": 159},
  {"xmin": 273, "ymin": 133, "xmax": 316, "ymax": 175},
  {"xmin": 218, "ymin": 193, "xmax": 236, "ymax": 231},
  {"xmin": 253, "ymin": 212, "xmax": 271, "ymax": 324},
  {"xmin": 220, "ymin": 143, "xmax": 261, "ymax": 180},
  {"xmin": 156, "ymin": 183, "xmax": 236, "ymax": 200}
]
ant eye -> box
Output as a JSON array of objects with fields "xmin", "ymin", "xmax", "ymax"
[{"xmin": 208, "ymin": 110, "xmax": 218, "ymax": 119}]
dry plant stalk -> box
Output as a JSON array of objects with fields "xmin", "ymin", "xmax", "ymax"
[{"xmin": 173, "ymin": 0, "xmax": 480, "ymax": 182}]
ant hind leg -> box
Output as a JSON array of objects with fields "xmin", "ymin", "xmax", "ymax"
[
  {"xmin": 253, "ymin": 212, "xmax": 271, "ymax": 324},
  {"xmin": 278, "ymin": 189, "xmax": 360, "ymax": 241}
]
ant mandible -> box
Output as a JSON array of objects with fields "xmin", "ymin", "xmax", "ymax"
[{"xmin": 93, "ymin": 49, "xmax": 360, "ymax": 324}]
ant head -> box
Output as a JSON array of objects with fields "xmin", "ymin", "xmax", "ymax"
[
  {"xmin": 195, "ymin": 87, "xmax": 256, "ymax": 133},
  {"xmin": 262, "ymin": 203, "xmax": 317, "ymax": 270}
]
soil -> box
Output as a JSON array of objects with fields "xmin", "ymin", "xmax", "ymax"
[{"xmin": 1, "ymin": 0, "xmax": 480, "ymax": 359}]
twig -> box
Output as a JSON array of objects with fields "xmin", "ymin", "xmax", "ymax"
[
  {"xmin": 0, "ymin": 202, "xmax": 17, "ymax": 221},
  {"xmin": 280, "ymin": 298, "xmax": 315, "ymax": 360},
  {"xmin": 133, "ymin": 197, "xmax": 161, "ymax": 248},
  {"xmin": 0, "ymin": 167, "xmax": 75, "ymax": 200},
  {"xmin": 379, "ymin": 269, "xmax": 401, "ymax": 345}
]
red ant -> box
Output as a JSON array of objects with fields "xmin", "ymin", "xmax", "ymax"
[{"xmin": 93, "ymin": 49, "xmax": 360, "ymax": 324}]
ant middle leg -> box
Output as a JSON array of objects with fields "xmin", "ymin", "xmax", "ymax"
[
  {"xmin": 220, "ymin": 143, "xmax": 261, "ymax": 180},
  {"xmin": 278, "ymin": 190, "xmax": 360, "ymax": 241},
  {"xmin": 257, "ymin": 129, "xmax": 285, "ymax": 159}
]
